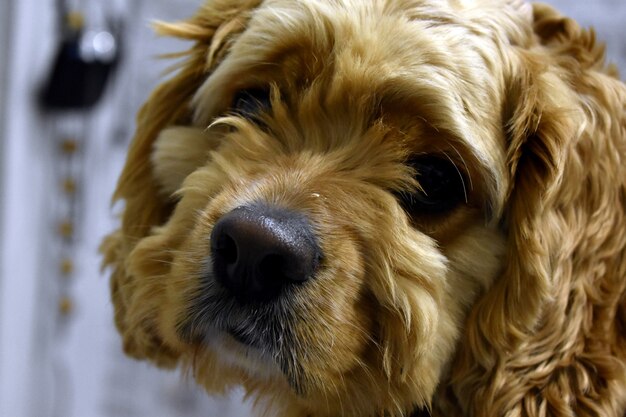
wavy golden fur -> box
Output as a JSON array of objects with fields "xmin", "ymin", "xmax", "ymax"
[{"xmin": 101, "ymin": 1, "xmax": 626, "ymax": 416}]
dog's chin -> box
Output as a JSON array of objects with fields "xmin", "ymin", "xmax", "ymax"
[
  {"xmin": 177, "ymin": 280, "xmax": 310, "ymax": 393},
  {"xmin": 202, "ymin": 326, "xmax": 286, "ymax": 385}
]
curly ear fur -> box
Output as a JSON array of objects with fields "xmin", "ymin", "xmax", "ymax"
[
  {"xmin": 101, "ymin": 0, "xmax": 261, "ymax": 365},
  {"xmin": 445, "ymin": 4, "xmax": 626, "ymax": 417}
]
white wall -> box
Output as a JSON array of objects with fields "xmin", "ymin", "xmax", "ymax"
[
  {"xmin": 0, "ymin": 0, "xmax": 10, "ymax": 320},
  {"xmin": 0, "ymin": 2, "xmax": 624, "ymax": 417},
  {"xmin": 0, "ymin": 0, "xmax": 55, "ymax": 416}
]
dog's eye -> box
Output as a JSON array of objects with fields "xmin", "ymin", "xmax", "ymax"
[
  {"xmin": 398, "ymin": 156, "xmax": 468, "ymax": 214},
  {"xmin": 231, "ymin": 88, "xmax": 271, "ymax": 118}
]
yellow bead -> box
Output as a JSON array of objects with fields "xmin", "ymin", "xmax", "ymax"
[
  {"xmin": 58, "ymin": 221, "xmax": 74, "ymax": 239},
  {"xmin": 60, "ymin": 139, "xmax": 79, "ymax": 155},
  {"xmin": 62, "ymin": 178, "xmax": 77, "ymax": 195},
  {"xmin": 59, "ymin": 297, "xmax": 73, "ymax": 316},
  {"xmin": 60, "ymin": 259, "xmax": 74, "ymax": 276}
]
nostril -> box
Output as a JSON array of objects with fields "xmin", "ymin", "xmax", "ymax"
[
  {"xmin": 258, "ymin": 253, "xmax": 288, "ymax": 282},
  {"xmin": 214, "ymin": 234, "xmax": 238, "ymax": 265}
]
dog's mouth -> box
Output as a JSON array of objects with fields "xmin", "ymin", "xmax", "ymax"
[
  {"xmin": 175, "ymin": 203, "xmax": 369, "ymax": 397},
  {"xmin": 177, "ymin": 277, "xmax": 312, "ymax": 390},
  {"xmin": 179, "ymin": 203, "xmax": 323, "ymax": 356},
  {"xmin": 178, "ymin": 297, "xmax": 306, "ymax": 395},
  {"xmin": 178, "ymin": 281, "xmax": 294, "ymax": 356}
]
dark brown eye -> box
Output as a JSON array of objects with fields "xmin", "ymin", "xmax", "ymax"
[
  {"xmin": 397, "ymin": 156, "xmax": 468, "ymax": 214},
  {"xmin": 231, "ymin": 88, "xmax": 271, "ymax": 118}
]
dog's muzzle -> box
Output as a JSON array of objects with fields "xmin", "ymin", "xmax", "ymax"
[{"xmin": 210, "ymin": 204, "xmax": 322, "ymax": 303}]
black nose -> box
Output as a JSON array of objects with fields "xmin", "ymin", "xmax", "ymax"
[{"xmin": 210, "ymin": 204, "xmax": 322, "ymax": 303}]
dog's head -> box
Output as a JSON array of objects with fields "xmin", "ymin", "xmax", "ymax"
[{"xmin": 102, "ymin": 1, "xmax": 626, "ymax": 416}]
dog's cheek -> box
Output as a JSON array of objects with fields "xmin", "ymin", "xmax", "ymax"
[
  {"xmin": 118, "ymin": 232, "xmax": 183, "ymax": 366},
  {"xmin": 276, "ymin": 233, "xmax": 391, "ymax": 416},
  {"xmin": 159, "ymin": 225, "xmax": 218, "ymax": 352},
  {"xmin": 299, "ymin": 217, "xmax": 451, "ymax": 412},
  {"xmin": 445, "ymin": 226, "xmax": 507, "ymax": 308},
  {"xmin": 294, "ymin": 236, "xmax": 372, "ymax": 377},
  {"xmin": 437, "ymin": 225, "xmax": 506, "ymax": 365}
]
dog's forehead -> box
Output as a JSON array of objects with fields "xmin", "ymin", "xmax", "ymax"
[
  {"xmin": 194, "ymin": 0, "xmax": 529, "ymax": 112},
  {"xmin": 198, "ymin": 1, "xmax": 503, "ymax": 106},
  {"xmin": 192, "ymin": 0, "xmax": 530, "ymax": 212}
]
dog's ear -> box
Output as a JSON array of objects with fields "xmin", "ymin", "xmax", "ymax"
[
  {"xmin": 484, "ymin": 44, "xmax": 576, "ymax": 345},
  {"xmin": 491, "ymin": 0, "xmax": 621, "ymax": 350},
  {"xmin": 101, "ymin": 0, "xmax": 261, "ymax": 365},
  {"xmin": 449, "ymin": 4, "xmax": 626, "ymax": 415}
]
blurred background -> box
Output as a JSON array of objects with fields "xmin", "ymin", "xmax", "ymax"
[{"xmin": 0, "ymin": 1, "xmax": 624, "ymax": 417}]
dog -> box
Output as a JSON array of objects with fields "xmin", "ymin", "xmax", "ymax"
[{"xmin": 101, "ymin": 1, "xmax": 626, "ymax": 416}]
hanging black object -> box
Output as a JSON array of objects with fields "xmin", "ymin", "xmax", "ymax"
[{"xmin": 39, "ymin": 4, "xmax": 121, "ymax": 111}]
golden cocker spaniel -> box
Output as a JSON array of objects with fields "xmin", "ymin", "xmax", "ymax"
[{"xmin": 102, "ymin": 1, "xmax": 626, "ymax": 416}]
